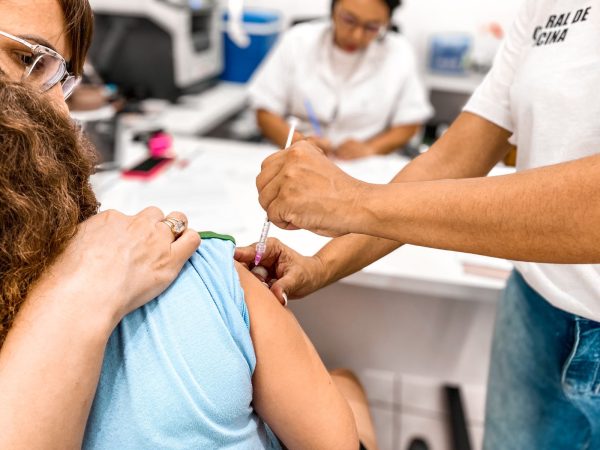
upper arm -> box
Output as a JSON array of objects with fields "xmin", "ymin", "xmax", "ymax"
[{"xmin": 234, "ymin": 262, "xmax": 358, "ymax": 450}]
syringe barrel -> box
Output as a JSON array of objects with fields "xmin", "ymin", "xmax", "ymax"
[{"xmin": 259, "ymin": 220, "xmax": 271, "ymax": 243}]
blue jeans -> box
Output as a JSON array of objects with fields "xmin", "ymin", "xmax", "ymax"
[{"xmin": 484, "ymin": 271, "xmax": 600, "ymax": 449}]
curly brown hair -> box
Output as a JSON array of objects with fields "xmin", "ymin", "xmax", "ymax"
[{"xmin": 0, "ymin": 79, "xmax": 99, "ymax": 348}]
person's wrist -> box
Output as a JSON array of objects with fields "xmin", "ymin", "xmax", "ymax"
[
  {"xmin": 310, "ymin": 253, "xmax": 331, "ymax": 291},
  {"xmin": 347, "ymin": 182, "xmax": 384, "ymax": 235},
  {"xmin": 345, "ymin": 181, "xmax": 378, "ymax": 235},
  {"xmin": 313, "ymin": 245, "xmax": 353, "ymax": 290}
]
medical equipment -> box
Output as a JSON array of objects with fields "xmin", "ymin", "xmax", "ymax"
[
  {"xmin": 254, "ymin": 118, "xmax": 298, "ymax": 266},
  {"xmin": 88, "ymin": 0, "xmax": 223, "ymax": 100}
]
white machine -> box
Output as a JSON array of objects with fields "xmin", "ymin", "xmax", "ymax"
[{"xmin": 89, "ymin": 0, "xmax": 227, "ymax": 100}]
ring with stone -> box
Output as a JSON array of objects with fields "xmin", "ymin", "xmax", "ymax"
[{"xmin": 160, "ymin": 217, "xmax": 186, "ymax": 239}]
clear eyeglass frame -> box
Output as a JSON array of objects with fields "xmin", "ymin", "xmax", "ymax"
[
  {"xmin": 0, "ymin": 30, "xmax": 81, "ymax": 99},
  {"xmin": 333, "ymin": 7, "xmax": 388, "ymax": 40}
]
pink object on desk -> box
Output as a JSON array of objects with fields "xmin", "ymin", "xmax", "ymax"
[{"xmin": 148, "ymin": 132, "xmax": 173, "ymax": 157}]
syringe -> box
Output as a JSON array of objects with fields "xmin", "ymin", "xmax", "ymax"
[{"xmin": 255, "ymin": 117, "xmax": 299, "ymax": 266}]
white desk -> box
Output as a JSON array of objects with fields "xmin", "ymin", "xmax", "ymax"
[
  {"xmin": 95, "ymin": 136, "xmax": 512, "ymax": 304},
  {"xmin": 93, "ymin": 136, "xmax": 511, "ymax": 449}
]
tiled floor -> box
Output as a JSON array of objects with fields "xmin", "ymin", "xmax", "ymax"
[{"xmin": 362, "ymin": 374, "xmax": 486, "ymax": 450}]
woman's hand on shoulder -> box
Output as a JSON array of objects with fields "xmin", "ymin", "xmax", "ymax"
[{"xmin": 43, "ymin": 207, "xmax": 200, "ymax": 327}]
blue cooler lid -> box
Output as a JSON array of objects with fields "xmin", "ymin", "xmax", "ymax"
[{"xmin": 223, "ymin": 10, "xmax": 281, "ymax": 24}]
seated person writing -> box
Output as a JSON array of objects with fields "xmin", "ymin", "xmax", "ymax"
[
  {"xmin": 249, "ymin": 0, "xmax": 433, "ymax": 160},
  {"xmin": 0, "ymin": 79, "xmax": 378, "ymax": 450}
]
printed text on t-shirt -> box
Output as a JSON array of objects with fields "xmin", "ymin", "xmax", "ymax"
[{"xmin": 532, "ymin": 6, "xmax": 592, "ymax": 46}]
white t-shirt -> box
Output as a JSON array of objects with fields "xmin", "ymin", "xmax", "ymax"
[
  {"xmin": 464, "ymin": 0, "xmax": 600, "ymax": 320},
  {"xmin": 249, "ymin": 20, "xmax": 433, "ymax": 147}
]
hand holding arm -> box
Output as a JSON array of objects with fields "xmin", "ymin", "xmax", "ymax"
[
  {"xmin": 235, "ymin": 238, "xmax": 328, "ymax": 305},
  {"xmin": 0, "ymin": 207, "xmax": 200, "ymax": 449}
]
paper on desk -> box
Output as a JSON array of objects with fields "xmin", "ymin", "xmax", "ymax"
[{"xmin": 99, "ymin": 167, "xmax": 248, "ymax": 236}]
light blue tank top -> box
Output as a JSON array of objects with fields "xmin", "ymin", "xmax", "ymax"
[{"xmin": 83, "ymin": 238, "xmax": 281, "ymax": 449}]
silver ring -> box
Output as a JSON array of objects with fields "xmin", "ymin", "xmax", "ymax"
[{"xmin": 160, "ymin": 217, "xmax": 186, "ymax": 239}]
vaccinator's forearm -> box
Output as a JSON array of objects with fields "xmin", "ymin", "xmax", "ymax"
[{"xmin": 357, "ymin": 154, "xmax": 600, "ymax": 263}]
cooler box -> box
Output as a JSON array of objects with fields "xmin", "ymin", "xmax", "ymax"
[{"xmin": 221, "ymin": 11, "xmax": 283, "ymax": 83}]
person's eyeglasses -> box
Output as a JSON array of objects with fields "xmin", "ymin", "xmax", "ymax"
[
  {"xmin": 334, "ymin": 9, "xmax": 387, "ymax": 39},
  {"xmin": 0, "ymin": 30, "xmax": 81, "ymax": 99}
]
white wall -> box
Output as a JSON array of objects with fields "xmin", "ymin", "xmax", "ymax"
[
  {"xmin": 240, "ymin": 0, "xmax": 524, "ymax": 31},
  {"xmin": 238, "ymin": 0, "xmax": 525, "ymax": 69},
  {"xmin": 397, "ymin": 0, "xmax": 524, "ymax": 67}
]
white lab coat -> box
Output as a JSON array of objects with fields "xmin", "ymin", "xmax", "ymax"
[{"xmin": 249, "ymin": 20, "xmax": 433, "ymax": 146}]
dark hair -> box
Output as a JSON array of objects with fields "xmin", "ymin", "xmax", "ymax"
[
  {"xmin": 331, "ymin": 0, "xmax": 402, "ymax": 17},
  {"xmin": 58, "ymin": 0, "xmax": 94, "ymax": 77},
  {"xmin": 0, "ymin": 79, "xmax": 99, "ymax": 348}
]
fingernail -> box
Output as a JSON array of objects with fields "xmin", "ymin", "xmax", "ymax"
[{"xmin": 282, "ymin": 292, "xmax": 288, "ymax": 307}]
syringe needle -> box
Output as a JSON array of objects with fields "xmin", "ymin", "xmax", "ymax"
[{"xmin": 255, "ymin": 117, "xmax": 298, "ymax": 266}]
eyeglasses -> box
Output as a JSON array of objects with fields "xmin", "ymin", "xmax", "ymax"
[
  {"xmin": 334, "ymin": 8, "xmax": 388, "ymax": 39},
  {"xmin": 0, "ymin": 31, "xmax": 80, "ymax": 99}
]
